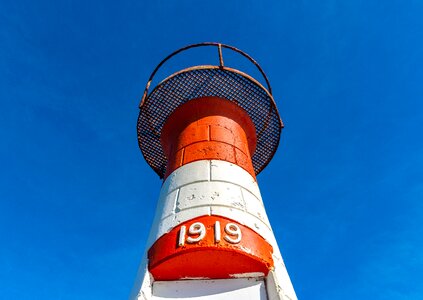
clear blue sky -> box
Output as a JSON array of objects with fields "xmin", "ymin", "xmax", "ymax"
[{"xmin": 1, "ymin": 0, "xmax": 422, "ymax": 299}]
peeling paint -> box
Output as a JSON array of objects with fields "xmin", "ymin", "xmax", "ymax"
[{"xmin": 230, "ymin": 272, "xmax": 265, "ymax": 278}]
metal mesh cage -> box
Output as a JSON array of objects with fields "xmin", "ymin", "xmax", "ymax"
[{"xmin": 137, "ymin": 65, "xmax": 283, "ymax": 178}]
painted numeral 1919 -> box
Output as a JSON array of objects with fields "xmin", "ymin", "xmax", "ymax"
[{"xmin": 178, "ymin": 221, "xmax": 242, "ymax": 246}]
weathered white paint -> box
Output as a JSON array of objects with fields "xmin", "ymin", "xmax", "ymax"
[
  {"xmin": 267, "ymin": 244, "xmax": 298, "ymax": 300},
  {"xmin": 129, "ymin": 254, "xmax": 152, "ymax": 300},
  {"xmin": 152, "ymin": 278, "xmax": 267, "ymax": 300},
  {"xmin": 177, "ymin": 181, "xmax": 245, "ymax": 211},
  {"xmin": 210, "ymin": 160, "xmax": 262, "ymax": 201},
  {"xmin": 131, "ymin": 159, "xmax": 297, "ymax": 300},
  {"xmin": 161, "ymin": 160, "xmax": 211, "ymax": 194},
  {"xmin": 241, "ymin": 188, "xmax": 270, "ymax": 224},
  {"xmin": 146, "ymin": 160, "xmax": 273, "ymax": 248},
  {"xmin": 266, "ymin": 270, "xmax": 297, "ymax": 300}
]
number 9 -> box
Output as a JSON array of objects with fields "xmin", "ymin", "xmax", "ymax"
[
  {"xmin": 186, "ymin": 222, "xmax": 206, "ymax": 243},
  {"xmin": 224, "ymin": 223, "xmax": 242, "ymax": 243}
]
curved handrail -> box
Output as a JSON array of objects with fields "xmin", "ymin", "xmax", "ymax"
[{"xmin": 139, "ymin": 42, "xmax": 273, "ymax": 108}]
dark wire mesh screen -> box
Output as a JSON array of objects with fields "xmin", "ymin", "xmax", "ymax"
[{"xmin": 137, "ymin": 67, "xmax": 282, "ymax": 178}]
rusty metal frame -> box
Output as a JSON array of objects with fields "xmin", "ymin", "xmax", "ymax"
[
  {"xmin": 139, "ymin": 42, "xmax": 274, "ymax": 108},
  {"xmin": 137, "ymin": 42, "xmax": 284, "ymax": 178}
]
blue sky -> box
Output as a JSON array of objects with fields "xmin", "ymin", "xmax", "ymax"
[{"xmin": 1, "ymin": 0, "xmax": 422, "ymax": 299}]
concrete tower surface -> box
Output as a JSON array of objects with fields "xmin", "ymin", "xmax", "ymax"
[{"xmin": 131, "ymin": 43, "xmax": 297, "ymax": 300}]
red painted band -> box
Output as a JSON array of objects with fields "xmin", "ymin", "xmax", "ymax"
[
  {"xmin": 161, "ymin": 97, "xmax": 257, "ymax": 179},
  {"xmin": 148, "ymin": 215, "xmax": 274, "ymax": 281}
]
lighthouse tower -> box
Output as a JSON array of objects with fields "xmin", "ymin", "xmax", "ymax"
[{"xmin": 131, "ymin": 43, "xmax": 297, "ymax": 300}]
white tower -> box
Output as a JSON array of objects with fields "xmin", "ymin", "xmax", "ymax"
[{"xmin": 131, "ymin": 43, "xmax": 297, "ymax": 300}]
